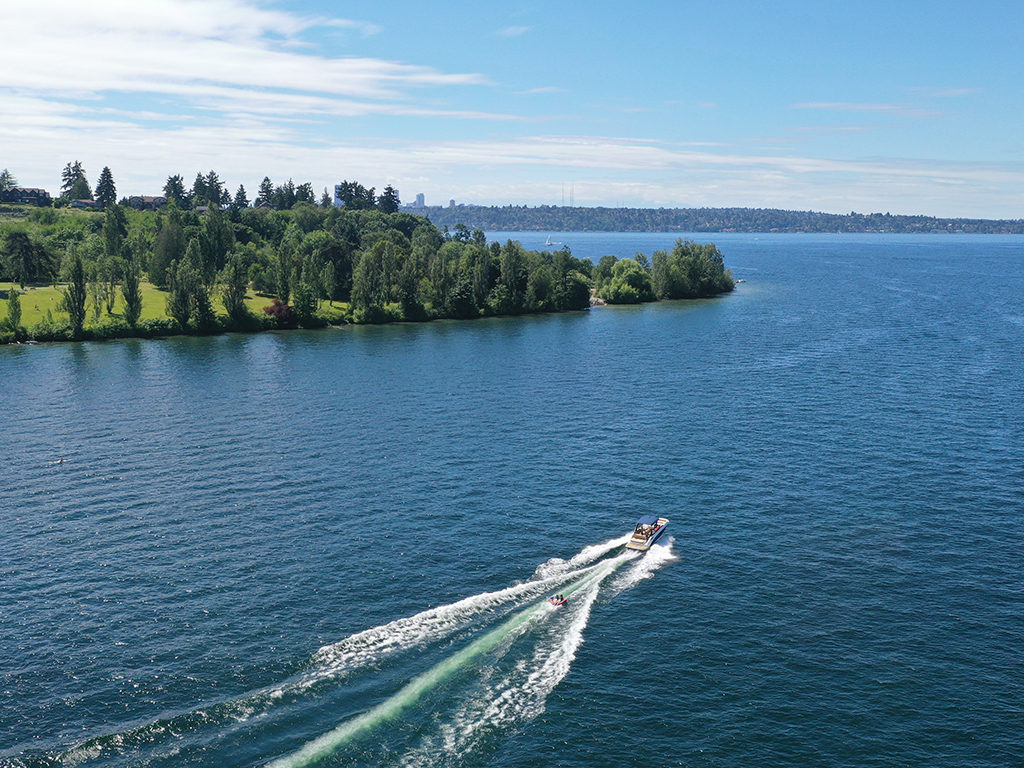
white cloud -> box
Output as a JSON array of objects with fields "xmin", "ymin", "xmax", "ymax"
[
  {"xmin": 0, "ymin": 1, "xmax": 487, "ymax": 104},
  {"xmin": 497, "ymin": 26, "xmax": 530, "ymax": 37}
]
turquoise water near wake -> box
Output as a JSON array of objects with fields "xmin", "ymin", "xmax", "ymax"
[{"xmin": 2, "ymin": 233, "xmax": 1022, "ymax": 767}]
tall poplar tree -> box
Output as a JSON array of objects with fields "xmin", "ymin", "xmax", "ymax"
[
  {"xmin": 121, "ymin": 246, "xmax": 143, "ymax": 327},
  {"xmin": 61, "ymin": 249, "xmax": 88, "ymax": 337},
  {"xmin": 6, "ymin": 285, "xmax": 22, "ymax": 333}
]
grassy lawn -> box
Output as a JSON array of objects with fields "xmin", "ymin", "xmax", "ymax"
[{"xmin": 2, "ymin": 282, "xmax": 346, "ymax": 329}]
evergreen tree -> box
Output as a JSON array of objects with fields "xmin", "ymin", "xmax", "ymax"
[
  {"xmin": 272, "ymin": 179, "xmax": 296, "ymax": 210},
  {"xmin": 190, "ymin": 172, "xmax": 209, "ymax": 207},
  {"xmin": 232, "ymin": 184, "xmax": 249, "ymax": 209},
  {"xmin": 257, "ymin": 177, "xmax": 274, "ymax": 206},
  {"xmin": 205, "ymin": 170, "xmax": 223, "ymax": 207},
  {"xmin": 378, "ymin": 185, "xmax": 400, "ymax": 214},
  {"xmin": 295, "ymin": 182, "xmax": 314, "ymax": 205},
  {"xmin": 95, "ymin": 166, "xmax": 117, "ymax": 208},
  {"xmin": 0, "ymin": 169, "xmax": 17, "ymax": 193},
  {"xmin": 60, "ymin": 161, "xmax": 88, "ymax": 198},
  {"xmin": 320, "ymin": 187, "xmax": 333, "ymax": 208},
  {"xmin": 69, "ymin": 176, "xmax": 92, "ymax": 201},
  {"xmin": 163, "ymin": 174, "xmax": 187, "ymax": 206}
]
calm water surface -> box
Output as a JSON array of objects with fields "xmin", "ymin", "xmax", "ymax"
[{"xmin": 2, "ymin": 233, "xmax": 1022, "ymax": 767}]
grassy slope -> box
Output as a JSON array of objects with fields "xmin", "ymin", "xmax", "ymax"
[{"xmin": 1, "ymin": 281, "xmax": 344, "ymax": 329}]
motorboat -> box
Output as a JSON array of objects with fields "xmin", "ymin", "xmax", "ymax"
[{"xmin": 625, "ymin": 515, "xmax": 669, "ymax": 551}]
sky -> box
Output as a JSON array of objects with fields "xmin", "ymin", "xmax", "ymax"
[{"xmin": 3, "ymin": 0, "xmax": 1023, "ymax": 218}]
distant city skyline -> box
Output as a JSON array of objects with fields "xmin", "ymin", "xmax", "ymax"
[{"xmin": 3, "ymin": 0, "xmax": 1023, "ymax": 218}]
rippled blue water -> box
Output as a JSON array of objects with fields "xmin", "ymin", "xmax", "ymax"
[{"xmin": 2, "ymin": 233, "xmax": 1022, "ymax": 767}]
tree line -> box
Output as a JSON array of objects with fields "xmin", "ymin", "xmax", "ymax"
[
  {"xmin": 1, "ymin": 176, "xmax": 734, "ymax": 344},
  {"xmin": 423, "ymin": 204, "xmax": 1024, "ymax": 234}
]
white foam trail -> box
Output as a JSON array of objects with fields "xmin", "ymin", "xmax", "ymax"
[
  {"xmin": 305, "ymin": 538, "xmax": 628, "ymax": 687},
  {"xmin": 606, "ymin": 537, "xmax": 676, "ymax": 597},
  {"xmin": 401, "ymin": 557, "xmax": 626, "ymax": 767},
  {"xmin": 268, "ymin": 601, "xmax": 551, "ymax": 768},
  {"xmin": 532, "ymin": 534, "xmax": 631, "ymax": 580}
]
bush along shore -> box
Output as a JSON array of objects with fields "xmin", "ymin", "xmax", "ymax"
[{"xmin": 1, "ymin": 193, "xmax": 733, "ymax": 345}]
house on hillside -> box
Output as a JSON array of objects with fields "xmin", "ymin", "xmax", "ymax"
[
  {"xmin": 1, "ymin": 187, "xmax": 52, "ymax": 206},
  {"xmin": 70, "ymin": 199, "xmax": 102, "ymax": 210},
  {"xmin": 128, "ymin": 195, "xmax": 168, "ymax": 211}
]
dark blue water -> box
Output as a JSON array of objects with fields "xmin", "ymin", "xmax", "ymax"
[{"xmin": 2, "ymin": 233, "xmax": 1022, "ymax": 767}]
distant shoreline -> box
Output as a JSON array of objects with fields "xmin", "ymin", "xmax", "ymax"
[{"xmin": 418, "ymin": 204, "xmax": 1024, "ymax": 235}]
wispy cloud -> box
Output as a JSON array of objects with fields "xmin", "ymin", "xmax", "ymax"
[
  {"xmin": 793, "ymin": 102, "xmax": 947, "ymax": 119},
  {"xmin": 517, "ymin": 87, "xmax": 568, "ymax": 95},
  {"xmin": 497, "ymin": 26, "xmax": 530, "ymax": 37},
  {"xmin": 321, "ymin": 18, "xmax": 383, "ymax": 37}
]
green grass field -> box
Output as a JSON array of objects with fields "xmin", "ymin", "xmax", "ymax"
[{"xmin": 1, "ymin": 282, "xmax": 345, "ymax": 330}]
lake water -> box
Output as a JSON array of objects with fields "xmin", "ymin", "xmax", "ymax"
[{"xmin": 2, "ymin": 233, "xmax": 1023, "ymax": 767}]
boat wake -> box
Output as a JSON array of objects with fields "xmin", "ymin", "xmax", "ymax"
[{"xmin": 49, "ymin": 537, "xmax": 673, "ymax": 768}]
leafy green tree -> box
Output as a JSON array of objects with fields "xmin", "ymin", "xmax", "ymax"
[
  {"xmin": 165, "ymin": 259, "xmax": 190, "ymax": 328},
  {"xmin": 150, "ymin": 206, "xmax": 186, "ymax": 287},
  {"xmin": 593, "ymin": 254, "xmax": 617, "ymax": 293},
  {"xmin": 60, "ymin": 249, "xmax": 88, "ymax": 337},
  {"xmin": 559, "ymin": 270, "xmax": 593, "ymax": 310},
  {"xmin": 219, "ymin": 252, "xmax": 252, "ymax": 324},
  {"xmin": 96, "ymin": 252, "xmax": 121, "ymax": 315},
  {"xmin": 274, "ymin": 245, "xmax": 291, "ymax": 304},
  {"xmin": 493, "ymin": 240, "xmax": 528, "ymax": 314},
  {"xmin": 95, "ymin": 166, "xmax": 117, "ymax": 208},
  {"xmin": 121, "ymin": 247, "xmax": 143, "ymax": 327},
  {"xmin": 200, "ymin": 207, "xmax": 234, "ymax": 284},
  {"xmin": 598, "ymin": 258, "xmax": 655, "ymax": 304},
  {"xmin": 103, "ymin": 204, "xmax": 128, "ymax": 261},
  {"xmin": 321, "ymin": 261, "xmax": 336, "ymax": 304},
  {"xmin": 291, "ymin": 281, "xmax": 318, "ymax": 324},
  {"xmin": 650, "ymin": 238, "xmax": 733, "ymax": 299},
  {"xmin": 166, "ymin": 240, "xmax": 215, "ymax": 330}
]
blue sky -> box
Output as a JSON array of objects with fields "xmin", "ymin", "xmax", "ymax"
[{"xmin": 3, "ymin": 0, "xmax": 1023, "ymax": 217}]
